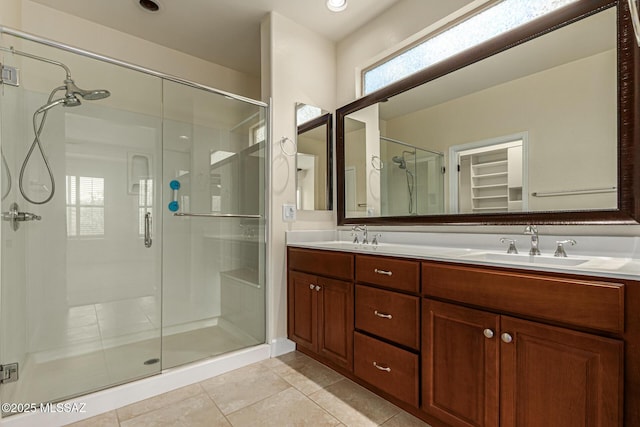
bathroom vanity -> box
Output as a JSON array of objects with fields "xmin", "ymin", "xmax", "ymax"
[{"xmin": 286, "ymin": 239, "xmax": 634, "ymax": 427}]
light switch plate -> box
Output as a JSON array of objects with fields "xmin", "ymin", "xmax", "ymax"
[{"xmin": 282, "ymin": 204, "xmax": 296, "ymax": 222}]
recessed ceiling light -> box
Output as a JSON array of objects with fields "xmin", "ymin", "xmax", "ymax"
[
  {"xmin": 326, "ymin": 0, "xmax": 347, "ymax": 12},
  {"xmin": 138, "ymin": 0, "xmax": 160, "ymax": 12}
]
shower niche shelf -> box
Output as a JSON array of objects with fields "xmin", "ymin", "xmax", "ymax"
[{"xmin": 128, "ymin": 152, "xmax": 152, "ymax": 195}]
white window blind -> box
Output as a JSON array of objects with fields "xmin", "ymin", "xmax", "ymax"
[{"xmin": 66, "ymin": 176, "xmax": 105, "ymax": 237}]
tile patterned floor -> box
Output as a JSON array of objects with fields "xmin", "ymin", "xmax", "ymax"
[{"xmin": 67, "ymin": 351, "xmax": 432, "ymax": 427}]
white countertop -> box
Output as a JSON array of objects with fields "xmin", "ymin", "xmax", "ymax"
[{"xmin": 286, "ymin": 230, "xmax": 640, "ymax": 280}]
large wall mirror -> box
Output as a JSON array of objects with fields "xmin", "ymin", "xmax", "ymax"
[
  {"xmin": 296, "ymin": 103, "xmax": 333, "ymax": 211},
  {"xmin": 337, "ymin": 0, "xmax": 640, "ymax": 225}
]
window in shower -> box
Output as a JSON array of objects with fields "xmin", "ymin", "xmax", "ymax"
[{"xmin": 66, "ymin": 175, "xmax": 105, "ymax": 237}]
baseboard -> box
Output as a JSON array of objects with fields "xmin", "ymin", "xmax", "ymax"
[{"xmin": 270, "ymin": 337, "xmax": 296, "ymax": 357}]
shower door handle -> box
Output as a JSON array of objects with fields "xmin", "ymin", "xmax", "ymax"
[{"xmin": 144, "ymin": 212, "xmax": 152, "ymax": 248}]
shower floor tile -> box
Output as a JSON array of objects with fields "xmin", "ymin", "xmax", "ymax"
[{"xmin": 162, "ymin": 324, "xmax": 258, "ymax": 369}]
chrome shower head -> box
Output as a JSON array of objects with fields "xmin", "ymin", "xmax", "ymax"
[
  {"xmin": 392, "ymin": 155, "xmax": 406, "ymax": 169},
  {"xmin": 64, "ymin": 79, "xmax": 111, "ymax": 101}
]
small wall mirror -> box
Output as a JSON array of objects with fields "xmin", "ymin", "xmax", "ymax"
[{"xmin": 296, "ymin": 103, "xmax": 333, "ymax": 211}]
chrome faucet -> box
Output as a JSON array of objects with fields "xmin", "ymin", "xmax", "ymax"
[
  {"xmin": 554, "ymin": 239, "xmax": 577, "ymax": 257},
  {"xmin": 352, "ymin": 225, "xmax": 368, "ymax": 244},
  {"xmin": 523, "ymin": 225, "xmax": 541, "ymax": 255},
  {"xmin": 500, "ymin": 237, "xmax": 518, "ymax": 254}
]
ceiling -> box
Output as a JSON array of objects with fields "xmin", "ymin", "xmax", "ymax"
[{"xmin": 29, "ymin": 0, "xmax": 402, "ymax": 77}]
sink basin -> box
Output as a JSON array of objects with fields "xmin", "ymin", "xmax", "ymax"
[{"xmin": 461, "ymin": 252, "xmax": 588, "ymax": 267}]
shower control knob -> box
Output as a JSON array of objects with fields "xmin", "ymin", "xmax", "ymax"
[{"xmin": 2, "ymin": 202, "xmax": 41, "ymax": 231}]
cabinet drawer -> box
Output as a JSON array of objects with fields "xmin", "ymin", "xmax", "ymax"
[
  {"xmin": 356, "ymin": 255, "xmax": 419, "ymax": 293},
  {"xmin": 422, "ymin": 262, "xmax": 625, "ymax": 334},
  {"xmin": 354, "ymin": 332, "xmax": 419, "ymax": 407},
  {"xmin": 355, "ymin": 285, "xmax": 420, "ymax": 350},
  {"xmin": 288, "ymin": 247, "xmax": 354, "ymax": 280}
]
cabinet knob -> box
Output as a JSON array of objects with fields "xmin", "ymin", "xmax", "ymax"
[
  {"xmin": 483, "ymin": 328, "xmax": 495, "ymax": 339},
  {"xmin": 309, "ymin": 284, "xmax": 315, "ymax": 290},
  {"xmin": 374, "ymin": 310, "xmax": 393, "ymax": 320},
  {"xmin": 373, "ymin": 362, "xmax": 391, "ymax": 372},
  {"xmin": 315, "ymin": 285, "xmax": 321, "ymax": 291},
  {"xmin": 501, "ymin": 332, "xmax": 513, "ymax": 343}
]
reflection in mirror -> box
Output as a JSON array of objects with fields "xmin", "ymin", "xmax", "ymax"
[
  {"xmin": 344, "ymin": 111, "xmax": 444, "ymax": 217},
  {"xmin": 296, "ymin": 103, "xmax": 333, "ymax": 211},
  {"xmin": 340, "ymin": 3, "xmax": 620, "ymax": 223}
]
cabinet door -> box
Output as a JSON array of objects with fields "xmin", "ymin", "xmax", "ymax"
[
  {"xmin": 317, "ymin": 276, "xmax": 354, "ymax": 370},
  {"xmin": 422, "ymin": 299, "xmax": 499, "ymax": 427},
  {"xmin": 288, "ymin": 271, "xmax": 317, "ymax": 352},
  {"xmin": 500, "ymin": 316, "xmax": 623, "ymax": 427}
]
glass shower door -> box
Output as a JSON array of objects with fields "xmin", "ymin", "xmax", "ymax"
[
  {"xmin": 0, "ymin": 37, "xmax": 163, "ymax": 411},
  {"xmin": 162, "ymin": 80, "xmax": 267, "ymax": 369}
]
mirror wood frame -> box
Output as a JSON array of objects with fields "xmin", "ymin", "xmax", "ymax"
[
  {"xmin": 297, "ymin": 112, "xmax": 334, "ymax": 211},
  {"xmin": 336, "ymin": 0, "xmax": 640, "ymax": 225}
]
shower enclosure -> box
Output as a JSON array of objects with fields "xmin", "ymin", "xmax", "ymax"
[
  {"xmin": 380, "ymin": 137, "xmax": 444, "ymax": 216},
  {"xmin": 0, "ymin": 30, "xmax": 267, "ymax": 414}
]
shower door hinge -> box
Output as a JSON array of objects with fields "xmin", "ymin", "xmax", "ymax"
[
  {"xmin": 0, "ymin": 64, "xmax": 20, "ymax": 87},
  {"xmin": 0, "ymin": 363, "xmax": 19, "ymax": 384}
]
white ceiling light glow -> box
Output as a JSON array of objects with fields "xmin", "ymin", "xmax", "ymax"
[{"xmin": 326, "ymin": 0, "xmax": 347, "ymax": 12}]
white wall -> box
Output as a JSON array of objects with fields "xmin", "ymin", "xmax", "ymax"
[
  {"xmin": 0, "ymin": 0, "xmax": 260, "ymax": 99},
  {"xmin": 261, "ymin": 12, "xmax": 336, "ymax": 341},
  {"xmin": 336, "ymin": 0, "xmax": 471, "ymax": 105}
]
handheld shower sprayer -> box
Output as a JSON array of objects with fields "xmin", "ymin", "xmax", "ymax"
[
  {"xmin": 391, "ymin": 151, "xmax": 415, "ymax": 214},
  {"xmin": 1, "ymin": 46, "xmax": 111, "ymax": 205}
]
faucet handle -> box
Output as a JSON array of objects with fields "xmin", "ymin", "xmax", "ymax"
[
  {"xmin": 500, "ymin": 238, "xmax": 518, "ymax": 254},
  {"xmin": 554, "ymin": 239, "xmax": 577, "ymax": 257},
  {"xmin": 372, "ymin": 233, "xmax": 382, "ymax": 246}
]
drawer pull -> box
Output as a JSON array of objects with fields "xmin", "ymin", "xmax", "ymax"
[
  {"xmin": 373, "ymin": 362, "xmax": 391, "ymax": 372},
  {"xmin": 374, "ymin": 268, "xmax": 393, "ymax": 276},
  {"xmin": 374, "ymin": 310, "xmax": 393, "ymax": 320}
]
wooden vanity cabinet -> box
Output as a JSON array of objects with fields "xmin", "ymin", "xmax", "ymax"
[
  {"xmin": 422, "ymin": 263, "xmax": 624, "ymax": 427},
  {"xmin": 287, "ymin": 248, "xmax": 628, "ymax": 427},
  {"xmin": 422, "ymin": 299, "xmax": 500, "ymax": 427},
  {"xmin": 353, "ymin": 254, "xmax": 421, "ymax": 407},
  {"xmin": 287, "ymin": 248, "xmax": 354, "ymax": 370}
]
